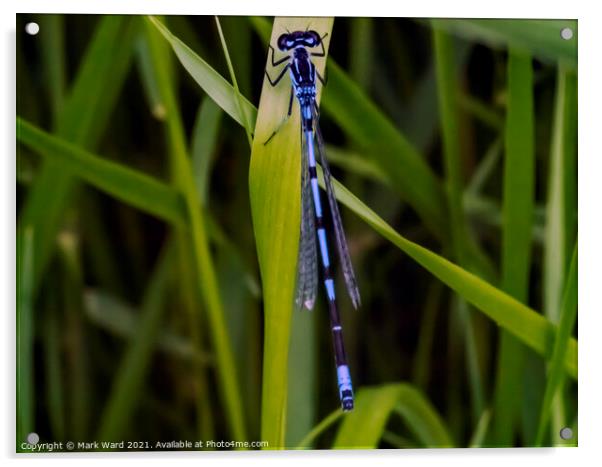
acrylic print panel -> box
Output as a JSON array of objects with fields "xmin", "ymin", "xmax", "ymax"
[{"xmin": 16, "ymin": 13, "xmax": 577, "ymax": 452}]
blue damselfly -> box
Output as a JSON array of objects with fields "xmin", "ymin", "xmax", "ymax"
[{"xmin": 264, "ymin": 30, "xmax": 361, "ymax": 411}]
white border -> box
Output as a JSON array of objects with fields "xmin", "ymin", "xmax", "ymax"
[
  {"xmin": 10, "ymin": 0, "xmax": 584, "ymax": 18},
  {"xmin": 3, "ymin": 1, "xmax": 600, "ymax": 466}
]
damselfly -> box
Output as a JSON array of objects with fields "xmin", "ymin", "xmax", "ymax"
[{"xmin": 264, "ymin": 30, "xmax": 360, "ymax": 411}]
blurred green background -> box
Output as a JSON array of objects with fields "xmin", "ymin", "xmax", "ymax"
[{"xmin": 16, "ymin": 15, "xmax": 577, "ymax": 450}]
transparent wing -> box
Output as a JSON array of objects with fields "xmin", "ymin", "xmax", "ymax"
[
  {"xmin": 311, "ymin": 105, "xmax": 361, "ymax": 309},
  {"xmin": 295, "ymin": 123, "xmax": 319, "ymax": 311}
]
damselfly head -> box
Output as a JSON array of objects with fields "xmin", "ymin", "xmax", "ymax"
[{"xmin": 277, "ymin": 30, "xmax": 321, "ymax": 51}]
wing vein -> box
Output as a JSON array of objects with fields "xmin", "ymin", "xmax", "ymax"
[{"xmin": 312, "ymin": 105, "xmax": 361, "ymax": 308}]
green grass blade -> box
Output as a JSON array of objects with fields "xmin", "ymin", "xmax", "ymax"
[
  {"xmin": 333, "ymin": 386, "xmax": 400, "ymax": 449},
  {"xmin": 500, "ymin": 50, "xmax": 535, "ymax": 301},
  {"xmin": 295, "ymin": 409, "xmax": 344, "ymax": 449},
  {"xmin": 323, "ymin": 61, "xmax": 446, "ymax": 239},
  {"xmin": 249, "ymin": 16, "xmax": 333, "ymax": 449},
  {"xmin": 542, "ymin": 66, "xmax": 577, "ymax": 439},
  {"xmin": 433, "ymin": 28, "xmax": 484, "ymax": 421},
  {"xmin": 16, "ymin": 228, "xmax": 35, "ymax": 448},
  {"xmin": 535, "ymin": 244, "xmax": 578, "ymax": 446},
  {"xmin": 219, "ymin": 16, "xmax": 252, "ymax": 98},
  {"xmin": 492, "ymin": 50, "xmax": 535, "ymax": 446},
  {"xmin": 393, "ymin": 389, "xmax": 455, "ymax": 448},
  {"xmin": 190, "ymin": 98, "xmax": 262, "ymax": 430},
  {"xmin": 143, "ymin": 17, "xmax": 247, "ymax": 441},
  {"xmin": 348, "ymin": 17, "xmax": 374, "ymax": 90},
  {"xmin": 469, "ymin": 409, "xmax": 492, "ymax": 447},
  {"xmin": 466, "ymin": 137, "xmax": 503, "ymax": 196},
  {"xmin": 411, "ymin": 282, "xmax": 443, "ymax": 389},
  {"xmin": 544, "ymin": 68, "xmax": 578, "ymax": 323},
  {"xmin": 459, "ymin": 94, "xmax": 504, "ymax": 131},
  {"xmin": 39, "ymin": 14, "xmax": 66, "ymax": 123},
  {"xmin": 148, "ymin": 15, "xmax": 257, "ymax": 129},
  {"xmin": 191, "ymin": 97, "xmax": 223, "ymax": 206},
  {"xmin": 330, "ymin": 179, "xmax": 578, "ymax": 379},
  {"xmin": 430, "ymin": 19, "xmax": 577, "ymax": 69},
  {"xmin": 285, "ymin": 304, "xmax": 316, "ymax": 447},
  {"xmin": 433, "ymin": 28, "xmax": 470, "ymax": 264},
  {"xmin": 97, "ymin": 241, "xmax": 174, "ymax": 441},
  {"xmin": 156, "ymin": 17, "xmax": 217, "ymax": 441},
  {"xmin": 333, "ymin": 384, "xmax": 454, "ymax": 448},
  {"xmin": 17, "ymin": 117, "xmax": 240, "ymax": 267},
  {"xmin": 135, "ymin": 31, "xmax": 167, "ymax": 119},
  {"xmin": 214, "ymin": 16, "xmax": 253, "ymax": 147},
  {"xmin": 57, "ymin": 233, "xmax": 90, "ymax": 440},
  {"xmin": 17, "ymin": 118, "xmax": 187, "ymax": 227},
  {"xmin": 382, "ymin": 431, "xmax": 420, "ymax": 449},
  {"xmin": 84, "ymin": 288, "xmax": 212, "ymax": 365},
  {"xmin": 18, "ymin": 15, "xmax": 138, "ymax": 294},
  {"xmin": 43, "ymin": 306, "xmax": 66, "ymax": 440}
]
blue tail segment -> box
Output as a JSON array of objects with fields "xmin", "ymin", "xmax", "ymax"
[
  {"xmin": 305, "ymin": 124, "xmax": 354, "ymax": 411},
  {"xmin": 264, "ymin": 30, "xmax": 358, "ymax": 412},
  {"xmin": 337, "ymin": 364, "xmax": 354, "ymax": 411}
]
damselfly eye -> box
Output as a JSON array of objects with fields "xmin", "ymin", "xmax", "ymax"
[
  {"xmin": 304, "ymin": 31, "xmax": 321, "ymax": 47},
  {"xmin": 277, "ymin": 33, "xmax": 292, "ymax": 51}
]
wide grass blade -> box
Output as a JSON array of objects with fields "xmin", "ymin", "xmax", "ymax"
[
  {"xmin": 492, "ymin": 50, "xmax": 535, "ymax": 446},
  {"xmin": 17, "ymin": 117, "xmax": 247, "ymax": 266},
  {"xmin": 18, "ymin": 15, "xmax": 138, "ymax": 294},
  {"xmin": 430, "ymin": 19, "xmax": 577, "ymax": 69},
  {"xmin": 249, "ymin": 16, "xmax": 333, "ymax": 449},
  {"xmin": 17, "ymin": 118, "xmax": 187, "ymax": 227},
  {"xmin": 330, "ymin": 180, "xmax": 578, "ymax": 379},
  {"xmin": 333, "ymin": 384, "xmax": 454, "ymax": 448},
  {"xmin": 285, "ymin": 305, "xmax": 317, "ymax": 447}
]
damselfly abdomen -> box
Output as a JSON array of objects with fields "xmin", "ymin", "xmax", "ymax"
[{"xmin": 264, "ymin": 30, "xmax": 361, "ymax": 411}]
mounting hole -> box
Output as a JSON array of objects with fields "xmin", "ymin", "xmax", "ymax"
[
  {"xmin": 25, "ymin": 22, "xmax": 40, "ymax": 35},
  {"xmin": 26, "ymin": 432, "xmax": 40, "ymax": 444},
  {"xmin": 560, "ymin": 27, "xmax": 573, "ymax": 40},
  {"xmin": 559, "ymin": 427, "xmax": 573, "ymax": 440}
]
